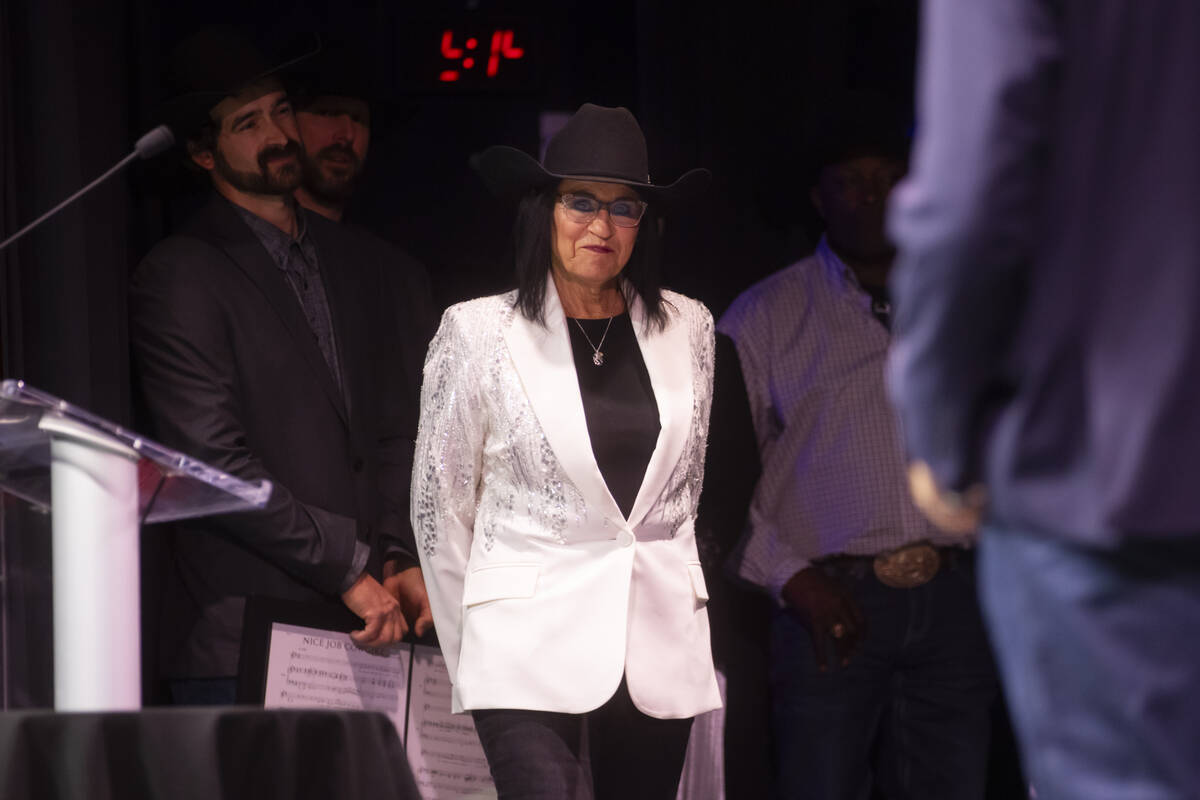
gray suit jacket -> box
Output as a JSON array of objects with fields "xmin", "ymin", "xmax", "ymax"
[{"xmin": 131, "ymin": 195, "xmax": 434, "ymax": 677}]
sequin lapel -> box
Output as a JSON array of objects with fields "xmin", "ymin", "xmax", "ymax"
[
  {"xmin": 625, "ymin": 294, "xmax": 692, "ymax": 529},
  {"xmin": 503, "ymin": 282, "xmax": 626, "ymax": 527},
  {"xmin": 502, "ymin": 280, "xmax": 693, "ymax": 529}
]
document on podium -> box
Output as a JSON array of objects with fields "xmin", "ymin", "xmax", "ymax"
[{"xmin": 261, "ymin": 623, "xmax": 496, "ymax": 799}]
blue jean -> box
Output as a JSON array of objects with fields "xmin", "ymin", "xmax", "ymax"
[
  {"xmin": 771, "ymin": 556, "xmax": 997, "ymax": 800},
  {"xmin": 978, "ymin": 524, "xmax": 1200, "ymax": 800}
]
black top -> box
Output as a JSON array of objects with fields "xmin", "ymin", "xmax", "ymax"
[{"xmin": 566, "ymin": 312, "xmax": 661, "ymax": 519}]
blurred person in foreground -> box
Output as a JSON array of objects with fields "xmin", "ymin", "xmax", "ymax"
[
  {"xmin": 887, "ymin": 2, "xmax": 1200, "ymax": 797},
  {"xmin": 412, "ymin": 103, "xmax": 721, "ymax": 799}
]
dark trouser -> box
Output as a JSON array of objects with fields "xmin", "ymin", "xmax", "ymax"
[
  {"xmin": 707, "ymin": 579, "xmax": 773, "ymax": 799},
  {"xmin": 169, "ymin": 677, "xmax": 238, "ymax": 705},
  {"xmin": 771, "ymin": 554, "xmax": 997, "ymax": 800},
  {"xmin": 471, "ymin": 678, "xmax": 693, "ymax": 800},
  {"xmin": 979, "ymin": 525, "xmax": 1200, "ymax": 800}
]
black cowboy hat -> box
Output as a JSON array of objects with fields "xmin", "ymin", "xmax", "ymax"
[
  {"xmin": 803, "ymin": 91, "xmax": 911, "ymax": 186},
  {"xmin": 471, "ymin": 103, "xmax": 710, "ymax": 198},
  {"xmin": 285, "ymin": 37, "xmax": 378, "ymax": 108},
  {"xmin": 282, "ymin": 34, "xmax": 419, "ymax": 132},
  {"xmin": 157, "ymin": 26, "xmax": 317, "ymax": 143}
]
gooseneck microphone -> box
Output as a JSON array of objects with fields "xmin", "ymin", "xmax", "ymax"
[
  {"xmin": 0, "ymin": 124, "xmax": 175, "ymax": 254},
  {"xmin": 133, "ymin": 125, "xmax": 176, "ymax": 159}
]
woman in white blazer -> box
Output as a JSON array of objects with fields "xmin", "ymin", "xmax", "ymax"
[{"xmin": 411, "ymin": 104, "xmax": 721, "ymax": 799}]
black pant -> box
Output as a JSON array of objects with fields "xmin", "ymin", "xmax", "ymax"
[{"xmin": 471, "ymin": 678, "xmax": 693, "ymax": 800}]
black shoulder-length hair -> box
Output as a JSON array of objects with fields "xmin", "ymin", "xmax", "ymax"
[{"xmin": 510, "ymin": 185, "xmax": 669, "ymax": 331}]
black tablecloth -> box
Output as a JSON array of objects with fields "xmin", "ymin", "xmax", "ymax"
[{"xmin": 0, "ymin": 707, "xmax": 420, "ymax": 800}]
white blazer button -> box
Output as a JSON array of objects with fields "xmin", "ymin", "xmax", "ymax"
[{"xmin": 618, "ymin": 531, "xmax": 635, "ymax": 547}]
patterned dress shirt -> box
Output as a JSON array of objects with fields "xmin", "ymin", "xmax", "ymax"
[
  {"xmin": 718, "ymin": 236, "xmax": 971, "ymax": 602},
  {"xmin": 234, "ymin": 200, "xmax": 367, "ymax": 591},
  {"xmin": 234, "ymin": 202, "xmax": 344, "ymax": 395}
]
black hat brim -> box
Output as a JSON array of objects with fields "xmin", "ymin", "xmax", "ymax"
[
  {"xmin": 156, "ymin": 30, "xmax": 319, "ymax": 145},
  {"xmin": 471, "ymin": 145, "xmax": 710, "ymax": 200}
]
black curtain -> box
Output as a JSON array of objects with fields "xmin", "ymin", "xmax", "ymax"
[
  {"xmin": 635, "ymin": 0, "xmax": 917, "ymax": 318},
  {"xmin": 1, "ymin": 0, "xmax": 134, "ymax": 708}
]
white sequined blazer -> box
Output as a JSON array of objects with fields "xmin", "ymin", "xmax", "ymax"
[{"xmin": 411, "ymin": 278, "xmax": 722, "ymax": 718}]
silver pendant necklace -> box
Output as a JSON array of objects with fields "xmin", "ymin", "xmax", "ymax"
[{"xmin": 572, "ymin": 316, "xmax": 615, "ymax": 366}]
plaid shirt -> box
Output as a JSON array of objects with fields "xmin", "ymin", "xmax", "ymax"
[{"xmin": 719, "ymin": 237, "xmax": 970, "ymax": 602}]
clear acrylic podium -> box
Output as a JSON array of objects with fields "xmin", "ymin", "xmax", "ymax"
[{"xmin": 0, "ymin": 379, "xmax": 272, "ymax": 711}]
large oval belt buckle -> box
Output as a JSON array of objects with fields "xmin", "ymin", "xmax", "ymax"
[{"xmin": 873, "ymin": 543, "xmax": 940, "ymax": 589}]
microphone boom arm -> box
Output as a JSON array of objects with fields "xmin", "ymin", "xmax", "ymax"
[{"xmin": 0, "ymin": 124, "xmax": 174, "ymax": 255}]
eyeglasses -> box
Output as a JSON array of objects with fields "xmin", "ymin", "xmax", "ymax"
[{"xmin": 558, "ymin": 193, "xmax": 647, "ymax": 228}]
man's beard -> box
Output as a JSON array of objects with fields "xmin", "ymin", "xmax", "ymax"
[
  {"xmin": 213, "ymin": 140, "xmax": 303, "ymax": 195},
  {"xmin": 826, "ymin": 210, "xmax": 896, "ymax": 265},
  {"xmin": 300, "ymin": 144, "xmax": 363, "ymax": 206}
]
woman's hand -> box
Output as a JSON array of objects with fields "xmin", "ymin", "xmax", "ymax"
[{"xmin": 383, "ymin": 562, "xmax": 434, "ymax": 638}]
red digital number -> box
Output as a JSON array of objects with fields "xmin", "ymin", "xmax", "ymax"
[
  {"xmin": 441, "ymin": 28, "xmax": 525, "ymax": 82},
  {"xmin": 487, "ymin": 30, "xmax": 524, "ymax": 77},
  {"xmin": 441, "ymin": 30, "xmax": 464, "ymax": 59},
  {"xmin": 440, "ymin": 30, "xmax": 462, "ymax": 81}
]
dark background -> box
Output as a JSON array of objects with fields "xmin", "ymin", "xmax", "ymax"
[{"xmin": 0, "ymin": 0, "xmax": 918, "ymax": 709}]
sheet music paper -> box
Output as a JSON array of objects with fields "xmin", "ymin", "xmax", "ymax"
[
  {"xmin": 407, "ymin": 644, "xmax": 497, "ymax": 799},
  {"xmin": 263, "ymin": 622, "xmax": 410, "ymax": 742},
  {"xmin": 261, "ymin": 624, "xmax": 496, "ymax": 798}
]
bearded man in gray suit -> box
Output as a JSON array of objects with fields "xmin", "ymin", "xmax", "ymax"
[{"xmin": 132, "ymin": 28, "xmax": 431, "ymax": 703}]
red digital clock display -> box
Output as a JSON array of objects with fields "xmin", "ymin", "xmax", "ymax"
[
  {"xmin": 393, "ymin": 17, "xmax": 541, "ymax": 92},
  {"xmin": 393, "ymin": 16, "xmax": 544, "ymax": 91},
  {"xmin": 439, "ymin": 29, "xmax": 526, "ymax": 82}
]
